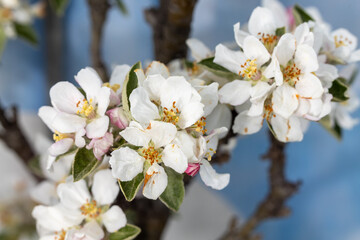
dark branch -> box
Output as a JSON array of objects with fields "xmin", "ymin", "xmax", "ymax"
[
  {"xmin": 145, "ymin": 0, "xmax": 198, "ymax": 64},
  {"xmin": 220, "ymin": 131, "xmax": 301, "ymax": 240},
  {"xmin": 87, "ymin": 0, "xmax": 110, "ymax": 82},
  {"xmin": 0, "ymin": 102, "xmax": 41, "ymax": 181}
]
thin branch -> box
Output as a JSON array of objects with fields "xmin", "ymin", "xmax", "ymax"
[
  {"xmin": 145, "ymin": 0, "xmax": 198, "ymax": 64},
  {"xmin": 87, "ymin": 0, "xmax": 110, "ymax": 82},
  {"xmin": 0, "ymin": 102, "xmax": 41, "ymax": 181},
  {"xmin": 220, "ymin": 131, "xmax": 301, "ymax": 240}
]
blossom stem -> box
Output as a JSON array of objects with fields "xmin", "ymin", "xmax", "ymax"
[{"xmin": 87, "ymin": 0, "xmax": 109, "ymax": 82}]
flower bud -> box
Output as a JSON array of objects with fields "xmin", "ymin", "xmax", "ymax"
[{"xmin": 106, "ymin": 108, "xmax": 129, "ymax": 129}]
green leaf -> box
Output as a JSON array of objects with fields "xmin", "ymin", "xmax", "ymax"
[
  {"xmin": 14, "ymin": 23, "xmax": 38, "ymax": 45},
  {"xmin": 292, "ymin": 4, "xmax": 314, "ymax": 26},
  {"xmin": 319, "ymin": 115, "xmax": 342, "ymax": 140},
  {"xmin": 118, "ymin": 173, "xmax": 144, "ymax": 201},
  {"xmin": 49, "ymin": 0, "xmax": 70, "ymax": 15},
  {"xmin": 275, "ymin": 27, "xmax": 286, "ymax": 37},
  {"xmin": 72, "ymin": 148, "xmax": 101, "ymax": 182},
  {"xmin": 109, "ymin": 224, "xmax": 141, "ymax": 240},
  {"xmin": 122, "ymin": 62, "xmax": 142, "ymax": 118},
  {"xmin": 159, "ymin": 166, "xmax": 185, "ymax": 212},
  {"xmin": 0, "ymin": 26, "xmax": 7, "ymax": 57},
  {"xmin": 198, "ymin": 57, "xmax": 238, "ymax": 80},
  {"xmin": 329, "ymin": 77, "xmax": 349, "ymax": 102},
  {"xmin": 115, "ymin": 0, "xmax": 128, "ymax": 15}
]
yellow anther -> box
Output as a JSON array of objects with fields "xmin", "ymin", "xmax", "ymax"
[
  {"xmin": 76, "ymin": 98, "xmax": 95, "ymax": 117},
  {"xmin": 283, "ymin": 63, "xmax": 301, "ymax": 86},
  {"xmin": 54, "ymin": 230, "xmax": 66, "ymax": 240},
  {"xmin": 80, "ymin": 200, "xmax": 101, "ymax": 219},
  {"xmin": 140, "ymin": 146, "xmax": 162, "ymax": 165},
  {"xmin": 162, "ymin": 101, "xmax": 180, "ymax": 125},
  {"xmin": 0, "ymin": 8, "xmax": 12, "ymax": 21},
  {"xmin": 53, "ymin": 131, "xmax": 68, "ymax": 142},
  {"xmin": 334, "ymin": 35, "xmax": 352, "ymax": 48},
  {"xmin": 194, "ymin": 117, "xmax": 207, "ymax": 134},
  {"xmin": 103, "ymin": 83, "xmax": 121, "ymax": 92},
  {"xmin": 239, "ymin": 59, "xmax": 258, "ymax": 79}
]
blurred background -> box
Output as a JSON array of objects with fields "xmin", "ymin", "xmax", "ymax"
[{"xmin": 1, "ymin": 0, "xmax": 360, "ymax": 239}]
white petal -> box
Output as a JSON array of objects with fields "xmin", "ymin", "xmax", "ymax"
[
  {"xmin": 214, "ymin": 44, "xmax": 246, "ymax": 74},
  {"xmin": 294, "ymin": 23, "xmax": 314, "ymax": 47},
  {"xmin": 48, "ymin": 138, "xmax": 74, "ymax": 156},
  {"xmin": 146, "ymin": 61, "xmax": 170, "ymax": 78},
  {"xmin": 159, "ymin": 76, "xmax": 193, "ymax": 110},
  {"xmin": 120, "ymin": 121, "xmax": 150, "ymax": 147},
  {"xmin": 243, "ymin": 36, "xmax": 270, "ymax": 66},
  {"xmin": 248, "ymin": 7, "xmax": 277, "ymax": 36},
  {"xmin": 218, "ymin": 80, "xmax": 252, "ymax": 105},
  {"xmin": 75, "ymin": 67, "xmax": 103, "ymax": 101},
  {"xmin": 205, "ymin": 104, "xmax": 232, "ymax": 134},
  {"xmin": 263, "ymin": 53, "xmax": 283, "ymax": 85},
  {"xmin": 30, "ymin": 181, "xmax": 57, "ymax": 205},
  {"xmin": 102, "ymin": 206, "xmax": 127, "ymax": 233},
  {"xmin": 78, "ymin": 220, "xmax": 105, "ymax": 240},
  {"xmin": 186, "ymin": 38, "xmax": 212, "ymax": 61},
  {"xmin": 50, "ymin": 81, "xmax": 84, "ymax": 114},
  {"xmin": 143, "ymin": 163, "xmax": 168, "ymax": 200},
  {"xmin": 143, "ymin": 74, "xmax": 166, "ymax": 102},
  {"xmin": 129, "ymin": 87, "xmax": 160, "ymax": 124},
  {"xmin": 38, "ymin": 106, "xmax": 57, "ymax": 132},
  {"xmin": 147, "ymin": 120, "xmax": 177, "ymax": 148},
  {"xmin": 295, "ymin": 73, "xmax": 324, "ymax": 98},
  {"xmin": 196, "ymin": 82, "xmax": 219, "ymax": 116},
  {"xmin": 233, "ymin": 111, "xmax": 264, "ymax": 135},
  {"xmin": 331, "ymin": 28, "xmax": 357, "ymax": 52},
  {"xmin": 109, "ymin": 147, "xmax": 144, "ymax": 181},
  {"xmin": 86, "ymin": 116, "xmax": 109, "ymax": 139},
  {"xmin": 52, "ymin": 112, "xmax": 86, "ymax": 134},
  {"xmin": 272, "ymin": 84, "xmax": 299, "ymax": 119},
  {"xmin": 261, "ymin": 0, "xmax": 288, "ymax": 29},
  {"xmin": 270, "ymin": 115, "xmax": 303, "ymax": 142},
  {"xmin": 349, "ymin": 50, "xmax": 360, "ymax": 63},
  {"xmin": 248, "ymin": 82, "xmax": 274, "ymax": 116},
  {"xmin": 294, "ymin": 44, "xmax": 319, "ymax": 73},
  {"xmin": 172, "ymin": 131, "xmax": 199, "ymax": 162},
  {"xmin": 96, "ymin": 87, "xmax": 111, "ymax": 116},
  {"xmin": 109, "ymin": 65, "xmax": 131, "ymax": 92},
  {"xmin": 57, "ymin": 179, "xmax": 91, "ymax": 209},
  {"xmin": 178, "ymin": 101, "xmax": 205, "ymax": 129},
  {"xmin": 162, "ymin": 144, "xmax": 188, "ymax": 173},
  {"xmin": 92, "ymin": 169, "xmax": 119, "ymax": 205},
  {"xmin": 233, "ymin": 22, "xmax": 249, "ymax": 48},
  {"xmin": 199, "ymin": 160, "xmax": 230, "ymax": 190},
  {"xmin": 275, "ymin": 33, "xmax": 296, "ymax": 66},
  {"xmin": 75, "ymin": 129, "xmax": 86, "ymax": 148},
  {"xmin": 135, "ymin": 69, "xmax": 146, "ymax": 86}
]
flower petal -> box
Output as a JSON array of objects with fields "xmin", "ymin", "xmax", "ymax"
[
  {"xmin": 52, "ymin": 112, "xmax": 86, "ymax": 134},
  {"xmin": 146, "ymin": 61, "xmax": 170, "ymax": 78},
  {"xmin": 162, "ymin": 144, "xmax": 188, "ymax": 173},
  {"xmin": 92, "ymin": 169, "xmax": 119, "ymax": 205},
  {"xmin": 270, "ymin": 115, "xmax": 303, "ymax": 142},
  {"xmin": 143, "ymin": 163, "xmax": 168, "ymax": 200},
  {"xmin": 199, "ymin": 160, "xmax": 230, "ymax": 190},
  {"xmin": 38, "ymin": 106, "xmax": 57, "ymax": 132},
  {"xmin": 147, "ymin": 120, "xmax": 177, "ymax": 148},
  {"xmin": 48, "ymin": 138, "xmax": 74, "ymax": 157},
  {"xmin": 243, "ymin": 35, "xmax": 270, "ymax": 66},
  {"xmin": 272, "ymin": 83, "xmax": 299, "ymax": 119},
  {"xmin": 248, "ymin": 7, "xmax": 277, "ymax": 36},
  {"xmin": 75, "ymin": 67, "xmax": 102, "ymax": 101},
  {"xmin": 143, "ymin": 74, "xmax": 166, "ymax": 102},
  {"xmin": 218, "ymin": 80, "xmax": 252, "ymax": 106},
  {"xmin": 129, "ymin": 87, "xmax": 160, "ymax": 124},
  {"xmin": 196, "ymin": 82, "xmax": 219, "ymax": 116},
  {"xmin": 233, "ymin": 22, "xmax": 249, "ymax": 48},
  {"xmin": 50, "ymin": 81, "xmax": 84, "ymax": 114},
  {"xmin": 295, "ymin": 73, "xmax": 324, "ymax": 98},
  {"xmin": 294, "ymin": 44, "xmax": 319, "ymax": 73},
  {"xmin": 86, "ymin": 116, "xmax": 109, "ymax": 139},
  {"xmin": 109, "ymin": 147, "xmax": 144, "ymax": 181},
  {"xmin": 109, "ymin": 64, "xmax": 131, "ymax": 92},
  {"xmin": 102, "ymin": 206, "xmax": 127, "ymax": 233},
  {"xmin": 57, "ymin": 179, "xmax": 91, "ymax": 209},
  {"xmin": 120, "ymin": 121, "xmax": 150, "ymax": 147},
  {"xmin": 233, "ymin": 111, "xmax": 264, "ymax": 134},
  {"xmin": 275, "ymin": 33, "xmax": 296, "ymax": 66},
  {"xmin": 96, "ymin": 87, "xmax": 111, "ymax": 116},
  {"xmin": 186, "ymin": 38, "xmax": 212, "ymax": 61},
  {"xmin": 214, "ymin": 44, "xmax": 246, "ymax": 74}
]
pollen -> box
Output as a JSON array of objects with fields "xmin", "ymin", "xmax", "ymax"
[
  {"xmin": 53, "ymin": 131, "xmax": 68, "ymax": 142},
  {"xmin": 141, "ymin": 146, "xmax": 162, "ymax": 165},
  {"xmin": 334, "ymin": 35, "xmax": 352, "ymax": 48},
  {"xmin": 239, "ymin": 59, "xmax": 258, "ymax": 79},
  {"xmin": 162, "ymin": 101, "xmax": 180, "ymax": 125},
  {"xmin": 283, "ymin": 63, "xmax": 301, "ymax": 86},
  {"xmin": 76, "ymin": 98, "xmax": 95, "ymax": 117},
  {"xmin": 194, "ymin": 117, "xmax": 207, "ymax": 134},
  {"xmin": 80, "ymin": 199, "xmax": 101, "ymax": 219},
  {"xmin": 103, "ymin": 82, "xmax": 121, "ymax": 92},
  {"xmin": 54, "ymin": 229, "xmax": 66, "ymax": 240},
  {"xmin": 258, "ymin": 32, "xmax": 278, "ymax": 52}
]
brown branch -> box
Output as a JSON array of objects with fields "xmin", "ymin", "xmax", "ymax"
[
  {"xmin": 87, "ymin": 0, "xmax": 110, "ymax": 82},
  {"xmin": 145, "ymin": 0, "xmax": 198, "ymax": 64},
  {"xmin": 220, "ymin": 131, "xmax": 301, "ymax": 240},
  {"xmin": 0, "ymin": 102, "xmax": 41, "ymax": 181}
]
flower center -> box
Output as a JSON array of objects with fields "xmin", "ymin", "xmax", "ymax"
[
  {"xmin": 140, "ymin": 146, "xmax": 162, "ymax": 165},
  {"xmin": 103, "ymin": 83, "xmax": 121, "ymax": 92},
  {"xmin": 76, "ymin": 98, "xmax": 95, "ymax": 118},
  {"xmin": 283, "ymin": 63, "xmax": 301, "ymax": 86},
  {"xmin": 334, "ymin": 35, "xmax": 352, "ymax": 48},
  {"xmin": 240, "ymin": 59, "xmax": 258, "ymax": 79},
  {"xmin": 162, "ymin": 101, "xmax": 180, "ymax": 125},
  {"xmin": 205, "ymin": 148, "xmax": 216, "ymax": 161},
  {"xmin": 0, "ymin": 8, "xmax": 12, "ymax": 21},
  {"xmin": 263, "ymin": 101, "xmax": 275, "ymax": 121},
  {"xmin": 54, "ymin": 230, "xmax": 66, "ymax": 240},
  {"xmin": 53, "ymin": 131, "xmax": 69, "ymax": 142},
  {"xmin": 258, "ymin": 32, "xmax": 278, "ymax": 53},
  {"xmin": 194, "ymin": 116, "xmax": 207, "ymax": 134},
  {"xmin": 80, "ymin": 200, "xmax": 101, "ymax": 219}
]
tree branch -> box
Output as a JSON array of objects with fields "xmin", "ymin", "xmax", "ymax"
[
  {"xmin": 87, "ymin": 0, "xmax": 110, "ymax": 82},
  {"xmin": 220, "ymin": 131, "xmax": 301, "ymax": 240},
  {"xmin": 145, "ymin": 0, "xmax": 198, "ymax": 64}
]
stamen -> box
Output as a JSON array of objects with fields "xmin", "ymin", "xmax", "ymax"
[
  {"xmin": 239, "ymin": 59, "xmax": 258, "ymax": 79},
  {"xmin": 194, "ymin": 117, "xmax": 207, "ymax": 134},
  {"xmin": 283, "ymin": 63, "xmax": 301, "ymax": 86},
  {"xmin": 141, "ymin": 146, "xmax": 162, "ymax": 165},
  {"xmin": 103, "ymin": 83, "xmax": 121, "ymax": 92},
  {"xmin": 162, "ymin": 101, "xmax": 180, "ymax": 125},
  {"xmin": 80, "ymin": 199, "xmax": 101, "ymax": 219},
  {"xmin": 53, "ymin": 131, "xmax": 68, "ymax": 142},
  {"xmin": 76, "ymin": 98, "xmax": 95, "ymax": 117},
  {"xmin": 54, "ymin": 230, "xmax": 66, "ymax": 240},
  {"xmin": 334, "ymin": 35, "xmax": 352, "ymax": 48}
]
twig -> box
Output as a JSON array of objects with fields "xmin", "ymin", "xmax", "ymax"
[
  {"xmin": 0, "ymin": 102, "xmax": 41, "ymax": 181},
  {"xmin": 145, "ymin": 0, "xmax": 198, "ymax": 64},
  {"xmin": 220, "ymin": 131, "xmax": 301, "ymax": 240},
  {"xmin": 87, "ymin": 0, "xmax": 110, "ymax": 82}
]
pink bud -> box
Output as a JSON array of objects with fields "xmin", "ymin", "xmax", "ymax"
[
  {"xmin": 287, "ymin": 7, "xmax": 295, "ymax": 29},
  {"xmin": 185, "ymin": 163, "xmax": 201, "ymax": 177},
  {"xmin": 87, "ymin": 132, "xmax": 113, "ymax": 160},
  {"xmin": 106, "ymin": 108, "xmax": 129, "ymax": 129}
]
